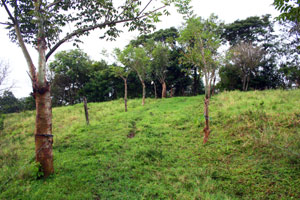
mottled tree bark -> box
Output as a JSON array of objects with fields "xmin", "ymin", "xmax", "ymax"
[
  {"xmin": 34, "ymin": 84, "xmax": 54, "ymax": 177},
  {"xmin": 162, "ymin": 81, "xmax": 167, "ymax": 98},
  {"xmin": 203, "ymin": 95, "xmax": 210, "ymax": 144}
]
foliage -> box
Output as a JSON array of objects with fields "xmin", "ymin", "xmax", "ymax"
[
  {"xmin": 229, "ymin": 42, "xmax": 265, "ymax": 91},
  {"xmin": 130, "ymin": 27, "xmax": 180, "ymax": 47},
  {"xmin": 1, "ymin": 0, "xmax": 190, "ymax": 51},
  {"xmin": 220, "ymin": 15, "xmax": 286, "ymax": 91},
  {"xmin": 178, "ymin": 14, "xmax": 223, "ymax": 97},
  {"xmin": 49, "ymin": 49, "xmax": 93, "ymax": 106},
  {"xmin": 274, "ymin": 0, "xmax": 300, "ymax": 22},
  {"xmin": 223, "ymin": 15, "xmax": 273, "ymax": 45},
  {"xmin": 116, "ymin": 45, "xmax": 150, "ymax": 81},
  {"xmin": 110, "ymin": 65, "xmax": 131, "ymax": 81},
  {"xmin": 81, "ymin": 61, "xmax": 122, "ymax": 102},
  {"xmin": 150, "ymin": 42, "xmax": 171, "ymax": 83},
  {"xmin": 19, "ymin": 95, "xmax": 36, "ymax": 111},
  {"xmin": 0, "ymin": 91, "xmax": 21, "ymax": 114},
  {"xmin": 130, "ymin": 27, "xmax": 195, "ymax": 96},
  {"xmin": 0, "ymin": 90, "xmax": 300, "ymax": 199},
  {"xmin": 218, "ymin": 64, "xmax": 243, "ymax": 91}
]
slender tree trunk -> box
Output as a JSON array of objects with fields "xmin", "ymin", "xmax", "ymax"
[
  {"xmin": 170, "ymin": 87, "xmax": 174, "ymax": 98},
  {"xmin": 34, "ymin": 84, "xmax": 54, "ymax": 177},
  {"xmin": 153, "ymin": 81, "xmax": 157, "ymax": 99},
  {"xmin": 243, "ymin": 75, "xmax": 247, "ymax": 91},
  {"xmin": 142, "ymin": 80, "xmax": 146, "ymax": 106},
  {"xmin": 246, "ymin": 75, "xmax": 250, "ymax": 91},
  {"xmin": 124, "ymin": 79, "xmax": 128, "ymax": 112},
  {"xmin": 83, "ymin": 96, "xmax": 89, "ymax": 125},
  {"xmin": 203, "ymin": 94, "xmax": 210, "ymax": 144},
  {"xmin": 211, "ymin": 76, "xmax": 216, "ymax": 96},
  {"xmin": 193, "ymin": 67, "xmax": 198, "ymax": 95},
  {"xmin": 162, "ymin": 81, "xmax": 167, "ymax": 98}
]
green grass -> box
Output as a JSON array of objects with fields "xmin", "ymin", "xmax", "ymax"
[{"xmin": 0, "ymin": 90, "xmax": 299, "ymax": 199}]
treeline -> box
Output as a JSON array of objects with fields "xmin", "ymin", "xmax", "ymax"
[{"xmin": 1, "ymin": 14, "xmax": 299, "ymax": 113}]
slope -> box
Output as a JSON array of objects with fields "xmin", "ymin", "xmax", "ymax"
[{"xmin": 0, "ymin": 90, "xmax": 299, "ymax": 199}]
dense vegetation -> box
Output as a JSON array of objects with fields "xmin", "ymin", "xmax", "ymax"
[{"xmin": 0, "ymin": 90, "xmax": 299, "ymax": 199}]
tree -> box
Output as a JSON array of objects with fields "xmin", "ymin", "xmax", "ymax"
[
  {"xmin": 116, "ymin": 45, "xmax": 150, "ymax": 106},
  {"xmin": 111, "ymin": 64, "xmax": 131, "ymax": 112},
  {"xmin": 178, "ymin": 14, "xmax": 223, "ymax": 144},
  {"xmin": 218, "ymin": 64, "xmax": 243, "ymax": 91},
  {"xmin": 223, "ymin": 15, "xmax": 273, "ymax": 46},
  {"xmin": 274, "ymin": 0, "xmax": 300, "ymax": 22},
  {"xmin": 0, "ymin": 0, "xmax": 190, "ymax": 177},
  {"xmin": 130, "ymin": 27, "xmax": 194, "ymax": 97},
  {"xmin": 150, "ymin": 42, "xmax": 171, "ymax": 98},
  {"xmin": 229, "ymin": 42, "xmax": 264, "ymax": 91},
  {"xmin": 49, "ymin": 49, "xmax": 92, "ymax": 106},
  {"xmin": 0, "ymin": 91, "xmax": 20, "ymax": 114}
]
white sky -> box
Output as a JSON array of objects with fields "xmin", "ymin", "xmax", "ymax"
[{"xmin": 0, "ymin": 0, "xmax": 279, "ymax": 98}]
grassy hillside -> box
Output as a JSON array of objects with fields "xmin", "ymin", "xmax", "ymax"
[{"xmin": 0, "ymin": 90, "xmax": 299, "ymax": 200}]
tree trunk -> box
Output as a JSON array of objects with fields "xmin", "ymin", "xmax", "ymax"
[
  {"xmin": 34, "ymin": 84, "xmax": 54, "ymax": 177},
  {"xmin": 246, "ymin": 75, "xmax": 250, "ymax": 91},
  {"xmin": 211, "ymin": 76, "xmax": 216, "ymax": 96},
  {"xmin": 153, "ymin": 81, "xmax": 157, "ymax": 99},
  {"xmin": 203, "ymin": 95, "xmax": 210, "ymax": 144},
  {"xmin": 124, "ymin": 79, "xmax": 128, "ymax": 112},
  {"xmin": 83, "ymin": 96, "xmax": 89, "ymax": 125},
  {"xmin": 162, "ymin": 81, "xmax": 167, "ymax": 98},
  {"xmin": 193, "ymin": 67, "xmax": 198, "ymax": 95},
  {"xmin": 170, "ymin": 88, "xmax": 173, "ymax": 98},
  {"xmin": 142, "ymin": 81, "xmax": 146, "ymax": 106},
  {"xmin": 243, "ymin": 75, "xmax": 247, "ymax": 91}
]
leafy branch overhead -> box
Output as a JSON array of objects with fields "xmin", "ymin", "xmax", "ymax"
[{"xmin": 0, "ymin": 0, "xmax": 191, "ymax": 61}]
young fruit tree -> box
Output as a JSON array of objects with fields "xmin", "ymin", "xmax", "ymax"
[
  {"xmin": 116, "ymin": 45, "xmax": 150, "ymax": 106},
  {"xmin": 0, "ymin": 0, "xmax": 191, "ymax": 177},
  {"xmin": 150, "ymin": 42, "xmax": 171, "ymax": 98},
  {"xmin": 229, "ymin": 42, "xmax": 264, "ymax": 91},
  {"xmin": 178, "ymin": 14, "xmax": 223, "ymax": 144},
  {"xmin": 110, "ymin": 64, "xmax": 130, "ymax": 112}
]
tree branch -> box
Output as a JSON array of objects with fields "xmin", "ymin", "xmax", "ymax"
[
  {"xmin": 46, "ymin": 3, "xmax": 167, "ymax": 61},
  {"xmin": 45, "ymin": 0, "xmax": 62, "ymax": 9},
  {"xmin": 1, "ymin": 0, "xmax": 36, "ymax": 84},
  {"xmin": 1, "ymin": 0, "xmax": 16, "ymax": 25},
  {"xmin": 136, "ymin": 5, "xmax": 167, "ymax": 20},
  {"xmin": 14, "ymin": 23, "xmax": 37, "ymax": 84},
  {"xmin": 138, "ymin": 0, "xmax": 153, "ymax": 16},
  {"xmin": 0, "ymin": 21, "xmax": 12, "ymax": 26}
]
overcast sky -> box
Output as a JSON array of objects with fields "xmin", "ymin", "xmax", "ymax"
[{"xmin": 0, "ymin": 0, "xmax": 279, "ymax": 98}]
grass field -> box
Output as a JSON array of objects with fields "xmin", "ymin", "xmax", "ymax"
[{"xmin": 0, "ymin": 90, "xmax": 299, "ymax": 199}]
